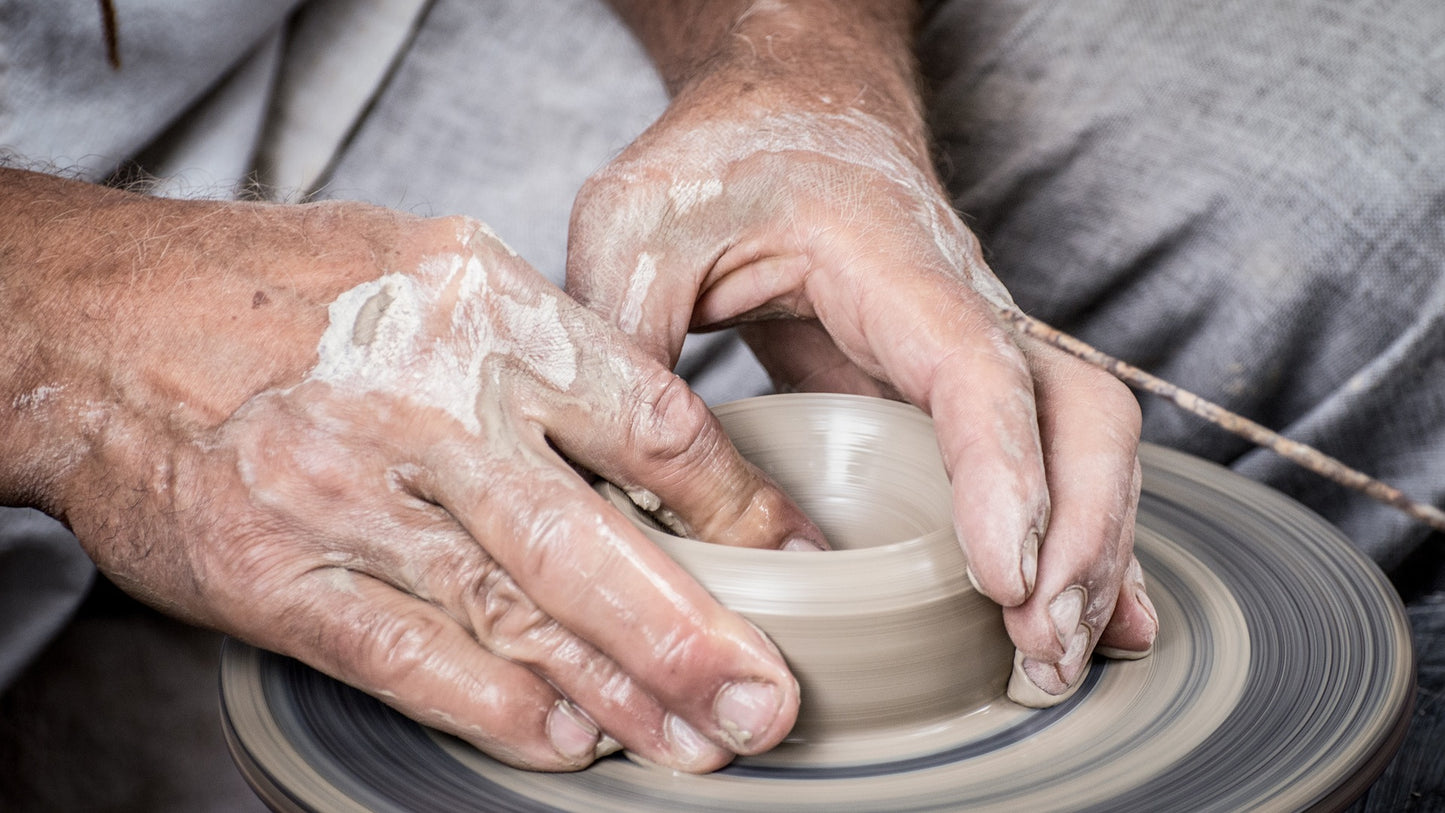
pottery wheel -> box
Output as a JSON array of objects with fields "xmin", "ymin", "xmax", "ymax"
[{"xmin": 220, "ymin": 441, "xmax": 1414, "ymax": 812}]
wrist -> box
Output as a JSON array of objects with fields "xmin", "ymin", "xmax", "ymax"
[{"xmin": 614, "ymin": 0, "xmax": 929, "ymax": 159}]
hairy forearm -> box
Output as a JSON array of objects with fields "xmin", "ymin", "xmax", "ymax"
[
  {"xmin": 0, "ymin": 170, "xmax": 214, "ymax": 515},
  {"xmin": 0, "ymin": 170, "xmax": 346, "ymax": 514},
  {"xmin": 607, "ymin": 0, "xmax": 926, "ymax": 147},
  {"xmin": 0, "ymin": 169, "xmax": 114, "ymax": 508}
]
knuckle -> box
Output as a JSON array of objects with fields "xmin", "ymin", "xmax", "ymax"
[
  {"xmin": 350, "ymin": 607, "xmax": 455, "ymax": 688},
  {"xmin": 433, "ymin": 213, "xmax": 483, "ymax": 244},
  {"xmin": 570, "ymin": 165, "xmax": 674, "ymax": 250},
  {"xmin": 650, "ymin": 623, "xmax": 722, "ymax": 689},
  {"xmin": 465, "ymin": 549, "xmax": 557, "ymax": 658},
  {"xmin": 1085, "ymin": 367, "xmax": 1142, "ymax": 429},
  {"xmin": 1086, "ymin": 372, "xmax": 1144, "ymax": 451},
  {"xmin": 416, "ymin": 213, "xmax": 514, "ymax": 262},
  {"xmin": 626, "ymin": 369, "xmax": 714, "ymax": 467},
  {"xmin": 342, "ymin": 609, "xmax": 573, "ymax": 772},
  {"xmin": 1041, "ymin": 352, "xmax": 1143, "ymax": 446},
  {"xmin": 572, "ymin": 169, "xmax": 620, "ymax": 213},
  {"xmin": 572, "ymin": 170, "xmax": 640, "ymax": 232}
]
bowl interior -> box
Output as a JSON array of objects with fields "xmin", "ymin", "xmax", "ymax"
[{"xmin": 713, "ymin": 395, "xmax": 954, "ymax": 550}]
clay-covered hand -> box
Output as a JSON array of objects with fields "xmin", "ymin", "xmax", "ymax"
[
  {"xmin": 571, "ymin": 0, "xmax": 1158, "ymax": 705},
  {"xmin": 0, "ymin": 169, "xmax": 827, "ymax": 771}
]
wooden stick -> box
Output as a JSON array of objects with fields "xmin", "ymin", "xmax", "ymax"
[{"xmin": 998, "ymin": 307, "xmax": 1445, "ymax": 534}]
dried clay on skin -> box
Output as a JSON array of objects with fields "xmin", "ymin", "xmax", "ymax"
[
  {"xmin": 594, "ymin": 109, "xmax": 1016, "ymax": 311},
  {"xmin": 618, "ymin": 253, "xmax": 659, "ymax": 336},
  {"xmin": 308, "ymin": 231, "xmax": 579, "ymax": 435}
]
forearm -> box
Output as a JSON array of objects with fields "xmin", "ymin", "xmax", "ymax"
[
  {"xmin": 0, "ymin": 169, "xmax": 117, "ymax": 510},
  {"xmin": 607, "ymin": 0, "xmax": 927, "ymax": 152},
  {"xmin": 0, "ymin": 169, "xmax": 342, "ymax": 515}
]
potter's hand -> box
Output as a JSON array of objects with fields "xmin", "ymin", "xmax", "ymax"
[
  {"xmin": 573, "ymin": 0, "xmax": 1158, "ymax": 704},
  {"xmin": 0, "ymin": 169, "xmax": 824, "ymax": 771}
]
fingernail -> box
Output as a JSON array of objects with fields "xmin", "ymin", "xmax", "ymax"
[
  {"xmin": 714, "ymin": 681, "xmax": 779, "ymax": 752},
  {"xmin": 1136, "ymin": 583, "xmax": 1159, "ymax": 629},
  {"xmin": 1096, "ymin": 561, "xmax": 1159, "ymax": 659},
  {"xmin": 1040, "ymin": 586, "xmax": 1093, "ymax": 686},
  {"xmin": 1126, "ymin": 557, "xmax": 1145, "ymax": 587},
  {"xmin": 782, "ymin": 536, "xmax": 825, "ymax": 552},
  {"xmin": 1008, "ymin": 648, "xmax": 1092, "ymax": 708},
  {"xmin": 548, "ymin": 701, "xmax": 600, "ymax": 762},
  {"xmin": 965, "ymin": 564, "xmax": 986, "ymax": 595},
  {"xmin": 1103, "ymin": 582, "xmax": 1158, "ymax": 658},
  {"xmin": 665, "ymin": 713, "xmax": 716, "ymax": 764},
  {"xmin": 1020, "ymin": 529, "xmax": 1040, "ymax": 595},
  {"xmin": 1128, "ymin": 561, "xmax": 1159, "ymax": 633},
  {"xmin": 1055, "ymin": 622, "xmax": 1093, "ymax": 685},
  {"xmin": 1049, "ymin": 586, "xmax": 1087, "ymax": 648}
]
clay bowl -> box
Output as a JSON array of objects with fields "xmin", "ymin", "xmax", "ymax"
[{"xmin": 597, "ymin": 393, "xmax": 1013, "ymax": 761}]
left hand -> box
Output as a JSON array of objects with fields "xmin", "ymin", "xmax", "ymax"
[{"xmin": 0, "ymin": 174, "xmax": 822, "ymax": 772}]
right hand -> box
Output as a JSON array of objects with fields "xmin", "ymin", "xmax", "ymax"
[
  {"xmin": 0, "ymin": 170, "xmax": 825, "ymax": 772},
  {"xmin": 566, "ymin": 72, "xmax": 1158, "ymax": 706}
]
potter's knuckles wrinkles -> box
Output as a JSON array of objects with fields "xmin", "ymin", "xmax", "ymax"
[
  {"xmin": 468, "ymin": 546, "xmax": 560, "ymax": 656},
  {"xmin": 625, "ymin": 368, "xmax": 715, "ymax": 468},
  {"xmin": 203, "ymin": 525, "xmax": 307, "ymax": 625},
  {"xmin": 334, "ymin": 597, "xmax": 456, "ymax": 689}
]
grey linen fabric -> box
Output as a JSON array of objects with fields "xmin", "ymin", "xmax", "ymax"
[
  {"xmin": 0, "ymin": 0, "xmax": 301, "ymax": 181},
  {"xmin": 0, "ymin": 509, "xmax": 93, "ymax": 691}
]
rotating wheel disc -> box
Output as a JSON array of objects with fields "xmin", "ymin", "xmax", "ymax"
[{"xmin": 220, "ymin": 444, "xmax": 1414, "ymax": 812}]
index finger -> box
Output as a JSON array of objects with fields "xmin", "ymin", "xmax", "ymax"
[
  {"xmin": 487, "ymin": 235, "xmax": 829, "ymax": 552},
  {"xmin": 831, "ymin": 263, "xmax": 1051, "ymax": 608}
]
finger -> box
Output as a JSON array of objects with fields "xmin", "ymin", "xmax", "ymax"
[
  {"xmin": 536, "ymin": 307, "xmax": 828, "ymax": 551},
  {"xmin": 565, "ymin": 161, "xmax": 807, "ymax": 362},
  {"xmin": 418, "ymin": 438, "xmax": 801, "ymax": 762},
  {"xmin": 1001, "ymin": 348, "xmax": 1150, "ymax": 705},
  {"xmin": 346, "ymin": 500, "xmax": 741, "ymax": 772},
  {"xmin": 258, "ymin": 568, "xmax": 609, "ymax": 771},
  {"xmin": 719, "ymin": 249, "xmax": 1052, "ymax": 600},
  {"xmin": 220, "ymin": 394, "xmax": 738, "ymax": 772},
  {"xmin": 738, "ymin": 320, "xmax": 898, "ymax": 399},
  {"xmin": 838, "ymin": 265, "xmax": 1051, "ymax": 607},
  {"xmin": 564, "ymin": 167, "xmax": 832, "ymax": 550},
  {"xmin": 573, "ymin": 164, "xmax": 1050, "ymax": 599},
  {"xmin": 565, "ymin": 166, "xmax": 718, "ymax": 367},
  {"xmin": 1095, "ymin": 554, "xmax": 1160, "ymax": 659}
]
